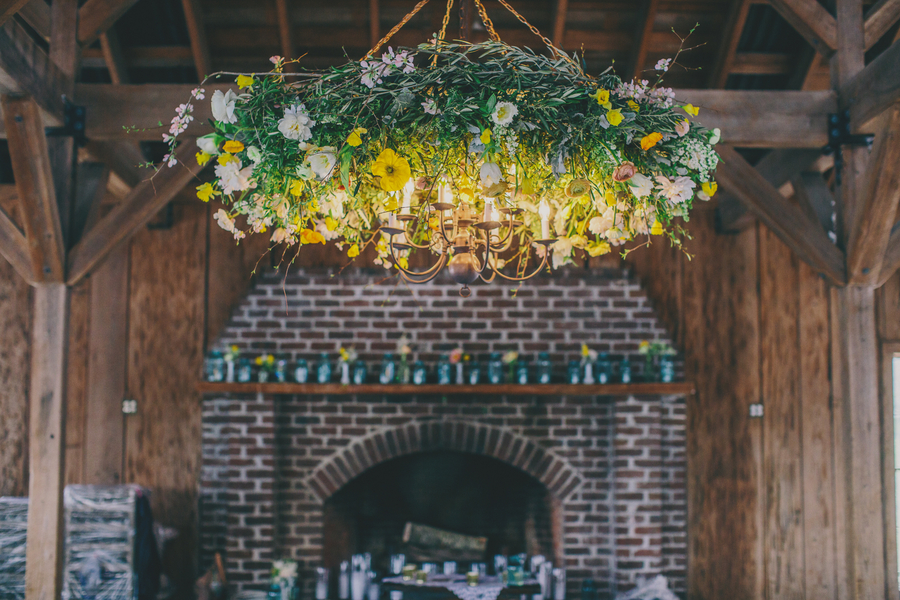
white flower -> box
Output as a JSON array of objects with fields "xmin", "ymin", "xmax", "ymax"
[
  {"xmin": 491, "ymin": 101, "xmax": 518, "ymax": 126},
  {"xmin": 309, "ymin": 150, "xmax": 337, "ymax": 179},
  {"xmin": 589, "ymin": 214, "xmax": 611, "ymax": 236},
  {"xmin": 709, "ymin": 128, "xmax": 721, "ymax": 144},
  {"xmin": 247, "ymin": 146, "xmax": 262, "ymax": 164},
  {"xmin": 422, "ymin": 99, "xmax": 439, "ymax": 115},
  {"xmin": 271, "ymin": 227, "xmax": 297, "ymax": 245},
  {"xmin": 296, "ymin": 160, "xmax": 314, "ymax": 180},
  {"xmin": 215, "ymin": 158, "xmax": 255, "ymax": 195},
  {"xmin": 214, "ymin": 209, "xmax": 236, "ymax": 232},
  {"xmin": 163, "ymin": 153, "xmax": 178, "ymax": 168},
  {"xmin": 211, "ymin": 89, "xmax": 238, "ymax": 124},
  {"xmin": 550, "ymin": 236, "xmax": 574, "ymax": 269},
  {"xmin": 479, "ymin": 162, "xmax": 503, "ymax": 187},
  {"xmin": 655, "ymin": 58, "xmax": 671, "ymax": 72},
  {"xmin": 629, "ymin": 173, "xmax": 654, "ymax": 198},
  {"xmin": 322, "ymin": 189, "xmax": 348, "ymax": 218},
  {"xmin": 197, "ymin": 135, "xmax": 218, "ymax": 155},
  {"xmin": 655, "ymin": 175, "xmax": 696, "ymax": 204},
  {"xmin": 315, "ymin": 219, "xmax": 341, "ymax": 241},
  {"xmin": 278, "ymin": 104, "xmax": 315, "ymax": 141},
  {"xmin": 191, "ymin": 87, "xmax": 205, "ymax": 100}
]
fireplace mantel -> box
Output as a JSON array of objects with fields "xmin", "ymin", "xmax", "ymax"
[{"xmin": 197, "ymin": 381, "xmax": 695, "ymax": 396}]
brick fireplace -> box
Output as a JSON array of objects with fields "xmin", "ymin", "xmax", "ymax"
[{"xmin": 198, "ymin": 268, "xmax": 688, "ymax": 597}]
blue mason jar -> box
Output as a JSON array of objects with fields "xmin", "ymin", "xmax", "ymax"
[
  {"xmin": 536, "ymin": 353, "xmax": 552, "ymax": 384},
  {"xmin": 205, "ymin": 351, "xmax": 224, "ymax": 382},
  {"xmin": 619, "ymin": 358, "xmax": 632, "ymax": 383},
  {"xmin": 237, "ymin": 357, "xmax": 253, "ymax": 383},
  {"xmin": 596, "ymin": 352, "xmax": 611, "ymax": 384},
  {"xmin": 487, "ymin": 353, "xmax": 503, "ymax": 384},
  {"xmin": 293, "ymin": 359, "xmax": 309, "ymax": 383},
  {"xmin": 274, "ymin": 355, "xmax": 289, "ymax": 383},
  {"xmin": 567, "ymin": 360, "xmax": 581, "ymax": 384},
  {"xmin": 660, "ymin": 355, "xmax": 675, "ymax": 383},
  {"xmin": 516, "ymin": 359, "xmax": 529, "ymax": 384},
  {"xmin": 380, "ymin": 354, "xmax": 396, "ymax": 384},
  {"xmin": 352, "ymin": 360, "xmax": 367, "ymax": 384},
  {"xmin": 316, "ymin": 353, "xmax": 332, "ymax": 383},
  {"xmin": 413, "ymin": 360, "xmax": 427, "ymax": 385},
  {"xmin": 437, "ymin": 355, "xmax": 452, "ymax": 384},
  {"xmin": 467, "ymin": 361, "xmax": 481, "ymax": 384}
]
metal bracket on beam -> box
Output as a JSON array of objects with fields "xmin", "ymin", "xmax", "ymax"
[
  {"xmin": 45, "ymin": 98, "xmax": 86, "ymax": 147},
  {"xmin": 823, "ymin": 110, "xmax": 873, "ymax": 185}
]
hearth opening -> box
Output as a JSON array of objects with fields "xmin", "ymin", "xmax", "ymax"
[{"xmin": 322, "ymin": 450, "xmax": 559, "ymax": 575}]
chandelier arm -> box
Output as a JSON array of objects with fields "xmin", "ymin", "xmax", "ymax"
[
  {"xmin": 389, "ymin": 239, "xmax": 448, "ymax": 278},
  {"xmin": 489, "ymin": 251, "xmax": 550, "ymax": 282},
  {"xmin": 397, "ymin": 254, "xmax": 450, "ymax": 284},
  {"xmin": 479, "ymin": 268, "xmax": 497, "ymax": 283}
]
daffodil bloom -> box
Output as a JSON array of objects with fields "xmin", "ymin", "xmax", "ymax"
[
  {"xmin": 236, "ymin": 75, "xmax": 255, "ymax": 89},
  {"xmin": 683, "ymin": 104, "xmax": 700, "ymax": 117},
  {"xmin": 480, "ymin": 129, "xmax": 492, "ymax": 144},
  {"xmin": 289, "ymin": 180, "xmax": 303, "ymax": 196},
  {"xmin": 641, "ymin": 132, "xmax": 663, "ymax": 151},
  {"xmin": 217, "ymin": 153, "xmax": 234, "ymax": 166},
  {"xmin": 586, "ymin": 241, "xmax": 611, "ymax": 257},
  {"xmin": 223, "ymin": 140, "xmax": 244, "ymax": 153},
  {"xmin": 591, "ymin": 89, "xmax": 611, "ymax": 108},
  {"xmin": 626, "ymin": 100, "xmax": 640, "ymax": 112},
  {"xmin": 300, "ymin": 228, "xmax": 326, "ymax": 245},
  {"xmin": 196, "ymin": 151, "xmax": 211, "ymax": 166},
  {"xmin": 346, "ymin": 127, "xmax": 367, "ymax": 147},
  {"xmin": 325, "ymin": 216, "xmax": 339, "ymax": 231},
  {"xmin": 606, "ymin": 108, "xmax": 624, "ymax": 126},
  {"xmin": 371, "ymin": 148, "xmax": 411, "ymax": 192},
  {"xmin": 196, "ymin": 182, "xmax": 215, "ymax": 202},
  {"xmin": 581, "ymin": 344, "xmax": 590, "ymax": 358},
  {"xmin": 347, "ymin": 243, "xmax": 360, "ymax": 258},
  {"xmin": 699, "ymin": 181, "xmax": 718, "ymax": 201},
  {"xmin": 650, "ymin": 221, "xmax": 664, "ymax": 235},
  {"xmin": 397, "ymin": 256, "xmax": 409, "ymax": 270}
]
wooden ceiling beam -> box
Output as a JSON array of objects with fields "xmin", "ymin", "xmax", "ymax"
[
  {"xmin": 99, "ymin": 28, "xmax": 128, "ymax": 84},
  {"xmin": 731, "ymin": 52, "xmax": 796, "ymax": 74},
  {"xmin": 768, "ymin": 0, "xmax": 838, "ymax": 55},
  {"xmin": 0, "ymin": 19, "xmax": 69, "ymax": 123},
  {"xmin": 16, "ymin": 0, "xmax": 48, "ymax": 38},
  {"xmin": 0, "ymin": 201, "xmax": 34, "ymax": 283},
  {"xmin": 878, "ymin": 224, "xmax": 900, "ymax": 285},
  {"xmin": 847, "ymin": 104, "xmax": 900, "ymax": 284},
  {"xmin": 864, "ymin": 0, "xmax": 900, "ymax": 49},
  {"xmin": 715, "ymin": 145, "xmax": 846, "ymax": 284},
  {"xmin": 77, "ymin": 0, "xmax": 139, "ymax": 48},
  {"xmin": 181, "ymin": 0, "xmax": 212, "ymax": 80},
  {"xmin": 628, "ymin": 0, "xmax": 659, "ymax": 81},
  {"xmin": 708, "ymin": 0, "xmax": 753, "ymax": 87},
  {"xmin": 67, "ymin": 141, "xmax": 203, "ymax": 285},
  {"xmin": 552, "ymin": 0, "xmax": 568, "ymax": 48},
  {"xmin": 2, "ymin": 94, "xmax": 66, "ymax": 283},
  {"xmin": 0, "ymin": 0, "xmax": 30, "ymax": 27},
  {"xmin": 792, "ymin": 171, "xmax": 836, "ymax": 234},
  {"xmin": 368, "ymin": 0, "xmax": 379, "ymax": 52},
  {"xmin": 844, "ymin": 39, "xmax": 900, "ymax": 130}
]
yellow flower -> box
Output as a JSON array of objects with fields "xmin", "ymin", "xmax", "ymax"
[
  {"xmin": 586, "ymin": 241, "xmax": 611, "ymax": 257},
  {"xmin": 196, "ymin": 182, "xmax": 215, "ymax": 202},
  {"xmin": 683, "ymin": 104, "xmax": 700, "ymax": 117},
  {"xmin": 581, "ymin": 344, "xmax": 590, "ymax": 358},
  {"xmin": 236, "ymin": 74, "xmax": 255, "ymax": 89},
  {"xmin": 255, "ymin": 356, "xmax": 264, "ymax": 366},
  {"xmin": 591, "ymin": 89, "xmax": 611, "ymax": 109},
  {"xmin": 266, "ymin": 355, "xmax": 274, "ymax": 365},
  {"xmin": 325, "ymin": 216, "xmax": 339, "ymax": 231},
  {"xmin": 231, "ymin": 345, "xmax": 239, "ymax": 353},
  {"xmin": 347, "ymin": 243, "xmax": 360, "ymax": 258},
  {"xmin": 290, "ymin": 179, "xmax": 304, "ymax": 196},
  {"xmin": 606, "ymin": 108, "xmax": 624, "ymax": 126},
  {"xmin": 397, "ymin": 256, "xmax": 409, "ymax": 270},
  {"xmin": 217, "ymin": 153, "xmax": 235, "ymax": 166},
  {"xmin": 196, "ymin": 151, "xmax": 211, "ymax": 166},
  {"xmin": 641, "ymin": 132, "xmax": 663, "ymax": 151},
  {"xmin": 626, "ymin": 100, "xmax": 640, "ymax": 112},
  {"xmin": 639, "ymin": 340, "xmax": 650, "ymax": 351},
  {"xmin": 300, "ymin": 228, "xmax": 325, "ymax": 245},
  {"xmin": 565, "ymin": 179, "xmax": 591, "ymax": 198},
  {"xmin": 480, "ymin": 129, "xmax": 492, "ymax": 144},
  {"xmin": 521, "ymin": 178, "xmax": 536, "ymax": 195},
  {"xmin": 223, "ymin": 140, "xmax": 244, "ymax": 153},
  {"xmin": 650, "ymin": 221, "xmax": 664, "ymax": 235},
  {"xmin": 346, "ymin": 127, "xmax": 367, "ymax": 147},
  {"xmin": 701, "ymin": 181, "xmax": 718, "ymax": 198},
  {"xmin": 371, "ymin": 148, "xmax": 411, "ymax": 192}
]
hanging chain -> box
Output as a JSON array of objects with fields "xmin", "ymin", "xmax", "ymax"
[
  {"xmin": 472, "ymin": 0, "xmax": 500, "ymax": 42},
  {"xmin": 363, "ymin": 0, "xmax": 432, "ymax": 59},
  {"xmin": 494, "ymin": 0, "xmax": 575, "ymax": 64},
  {"xmin": 437, "ymin": 0, "xmax": 454, "ymax": 42}
]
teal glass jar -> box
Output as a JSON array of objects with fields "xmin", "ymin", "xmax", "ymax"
[
  {"xmin": 316, "ymin": 353, "xmax": 332, "ymax": 384},
  {"xmin": 487, "ymin": 353, "xmax": 503, "ymax": 384},
  {"xmin": 205, "ymin": 351, "xmax": 224, "ymax": 382},
  {"xmin": 516, "ymin": 359, "xmax": 529, "ymax": 384},
  {"xmin": 237, "ymin": 357, "xmax": 252, "ymax": 383},
  {"xmin": 413, "ymin": 360, "xmax": 427, "ymax": 384},
  {"xmin": 293, "ymin": 359, "xmax": 309, "ymax": 383},
  {"xmin": 352, "ymin": 360, "xmax": 367, "ymax": 384},
  {"xmin": 467, "ymin": 361, "xmax": 481, "ymax": 384},
  {"xmin": 379, "ymin": 354, "xmax": 396, "ymax": 384},
  {"xmin": 274, "ymin": 355, "xmax": 289, "ymax": 383},
  {"xmin": 596, "ymin": 352, "xmax": 611, "ymax": 384},
  {"xmin": 536, "ymin": 353, "xmax": 552, "ymax": 384},
  {"xmin": 437, "ymin": 355, "xmax": 452, "ymax": 384},
  {"xmin": 660, "ymin": 355, "xmax": 675, "ymax": 383},
  {"xmin": 619, "ymin": 358, "xmax": 632, "ymax": 383},
  {"xmin": 567, "ymin": 360, "xmax": 581, "ymax": 384}
]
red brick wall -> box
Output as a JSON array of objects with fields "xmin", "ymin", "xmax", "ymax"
[{"xmin": 200, "ymin": 268, "xmax": 687, "ymax": 597}]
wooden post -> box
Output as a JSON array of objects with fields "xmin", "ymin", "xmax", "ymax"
[{"xmin": 24, "ymin": 284, "xmax": 68, "ymax": 600}]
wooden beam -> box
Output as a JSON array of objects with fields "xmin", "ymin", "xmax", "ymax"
[
  {"xmin": 48, "ymin": 0, "xmax": 77, "ymax": 250},
  {"xmin": 628, "ymin": 0, "xmax": 659, "ymax": 80},
  {"xmin": 844, "ymin": 39, "xmax": 900, "ymax": 130},
  {"xmin": 715, "ymin": 145, "xmax": 846, "ymax": 284},
  {"xmin": 708, "ymin": 0, "xmax": 753, "ymax": 87},
  {"xmin": 17, "ymin": 0, "xmax": 49, "ymax": 40},
  {"xmin": 847, "ymin": 104, "xmax": 900, "ymax": 284},
  {"xmin": 878, "ymin": 224, "xmax": 900, "ymax": 285},
  {"xmin": 792, "ymin": 171, "xmax": 836, "ymax": 234},
  {"xmin": 99, "ymin": 27, "xmax": 128, "ymax": 84},
  {"xmin": 181, "ymin": 0, "xmax": 211, "ymax": 80},
  {"xmin": 83, "ymin": 139, "xmax": 145, "ymax": 189},
  {"xmin": 77, "ymin": 0, "xmax": 139, "ymax": 48},
  {"xmin": 768, "ymin": 0, "xmax": 838, "ymax": 55},
  {"xmin": 731, "ymin": 52, "xmax": 795, "ymax": 74},
  {"xmin": 24, "ymin": 283, "xmax": 68, "ymax": 600},
  {"xmin": 0, "ymin": 202, "xmax": 34, "ymax": 282},
  {"xmin": 2, "ymin": 95, "xmax": 65, "ymax": 282},
  {"xmin": 864, "ymin": 0, "xmax": 900, "ymax": 49},
  {"xmin": 368, "ymin": 0, "xmax": 379, "ymax": 53},
  {"xmin": 275, "ymin": 0, "xmax": 295, "ymax": 61},
  {"xmin": 0, "ymin": 0, "xmax": 30, "ymax": 27},
  {"xmin": 552, "ymin": 0, "xmax": 568, "ymax": 48},
  {"xmin": 0, "ymin": 19, "xmax": 69, "ymax": 123},
  {"xmin": 71, "ymin": 162, "xmax": 109, "ymax": 245},
  {"xmin": 67, "ymin": 142, "xmax": 202, "ymax": 285}
]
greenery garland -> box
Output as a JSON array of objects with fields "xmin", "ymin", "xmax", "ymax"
[{"xmin": 162, "ymin": 38, "xmax": 720, "ymax": 270}]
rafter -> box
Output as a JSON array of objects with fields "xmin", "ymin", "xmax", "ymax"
[
  {"xmin": 2, "ymin": 94, "xmax": 65, "ymax": 283},
  {"xmin": 768, "ymin": 0, "xmax": 838, "ymax": 55},
  {"xmin": 0, "ymin": 202, "xmax": 33, "ymax": 282},
  {"xmin": 99, "ymin": 27, "xmax": 128, "ymax": 84},
  {"xmin": 0, "ymin": 19, "xmax": 70, "ymax": 123},
  {"xmin": 0, "ymin": 0, "xmax": 30, "ymax": 27},
  {"xmin": 77, "ymin": 0, "xmax": 140, "ymax": 48},
  {"xmin": 368, "ymin": 0, "xmax": 379, "ymax": 52},
  {"xmin": 628, "ymin": 0, "xmax": 659, "ymax": 80},
  {"xmin": 552, "ymin": 0, "xmax": 568, "ymax": 48},
  {"xmin": 67, "ymin": 142, "xmax": 203, "ymax": 285},
  {"xmin": 844, "ymin": 38, "xmax": 900, "ymax": 130},
  {"xmin": 847, "ymin": 104, "xmax": 900, "ymax": 284},
  {"xmin": 181, "ymin": 0, "xmax": 212, "ymax": 80},
  {"xmin": 715, "ymin": 145, "xmax": 846, "ymax": 285},
  {"xmin": 276, "ymin": 0, "xmax": 296, "ymax": 62},
  {"xmin": 792, "ymin": 171, "xmax": 835, "ymax": 234},
  {"xmin": 864, "ymin": 0, "xmax": 900, "ymax": 49},
  {"xmin": 879, "ymin": 224, "xmax": 900, "ymax": 285}
]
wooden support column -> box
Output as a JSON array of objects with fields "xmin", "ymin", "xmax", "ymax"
[{"xmin": 24, "ymin": 283, "xmax": 68, "ymax": 600}]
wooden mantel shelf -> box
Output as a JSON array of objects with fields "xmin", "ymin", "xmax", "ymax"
[{"xmin": 196, "ymin": 381, "xmax": 695, "ymax": 396}]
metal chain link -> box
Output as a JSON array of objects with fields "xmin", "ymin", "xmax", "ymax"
[
  {"xmin": 363, "ymin": 0, "xmax": 433, "ymax": 59},
  {"xmin": 472, "ymin": 0, "xmax": 500, "ymax": 42},
  {"xmin": 494, "ymin": 0, "xmax": 576, "ymax": 65}
]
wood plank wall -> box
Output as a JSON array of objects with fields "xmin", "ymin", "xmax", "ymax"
[{"xmin": 0, "ymin": 206, "xmax": 898, "ymax": 597}]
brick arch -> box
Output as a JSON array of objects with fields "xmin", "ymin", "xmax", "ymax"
[{"xmin": 305, "ymin": 420, "xmax": 583, "ymax": 503}]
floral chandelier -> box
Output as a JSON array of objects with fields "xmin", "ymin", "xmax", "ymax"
[{"xmin": 162, "ymin": 0, "xmax": 720, "ymax": 296}]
